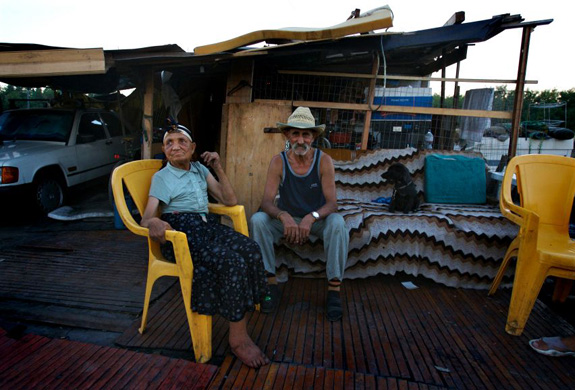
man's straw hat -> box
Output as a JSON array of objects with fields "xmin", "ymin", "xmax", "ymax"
[{"xmin": 276, "ymin": 107, "xmax": 325, "ymax": 135}]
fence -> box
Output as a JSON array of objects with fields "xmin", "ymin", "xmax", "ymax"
[{"xmin": 252, "ymin": 69, "xmax": 574, "ymax": 168}]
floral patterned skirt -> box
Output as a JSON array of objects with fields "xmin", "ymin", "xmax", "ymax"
[{"xmin": 160, "ymin": 212, "xmax": 267, "ymax": 322}]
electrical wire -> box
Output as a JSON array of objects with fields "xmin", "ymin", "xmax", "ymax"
[{"xmin": 368, "ymin": 34, "xmax": 387, "ymax": 113}]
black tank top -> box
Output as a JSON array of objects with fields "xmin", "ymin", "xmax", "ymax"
[{"xmin": 277, "ymin": 149, "xmax": 325, "ymax": 218}]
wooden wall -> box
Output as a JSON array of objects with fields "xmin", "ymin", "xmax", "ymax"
[{"xmin": 222, "ymin": 101, "xmax": 291, "ymax": 217}]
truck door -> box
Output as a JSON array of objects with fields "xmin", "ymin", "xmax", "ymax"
[{"xmin": 73, "ymin": 112, "xmax": 117, "ymax": 184}]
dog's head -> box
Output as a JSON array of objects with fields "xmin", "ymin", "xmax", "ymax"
[{"xmin": 381, "ymin": 163, "xmax": 412, "ymax": 186}]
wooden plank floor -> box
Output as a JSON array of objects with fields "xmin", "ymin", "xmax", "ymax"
[
  {"xmin": 0, "ymin": 327, "xmax": 217, "ymax": 389},
  {"xmin": 0, "ymin": 230, "xmax": 174, "ymax": 331},
  {"xmin": 207, "ymin": 356, "xmax": 445, "ymax": 390},
  {"xmin": 116, "ymin": 276, "xmax": 575, "ymax": 389},
  {"xmin": 1, "ymin": 226, "xmax": 574, "ymax": 389}
]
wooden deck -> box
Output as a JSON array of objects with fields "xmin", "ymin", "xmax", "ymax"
[
  {"xmin": 0, "ymin": 328, "xmax": 217, "ymax": 389},
  {"xmin": 0, "ymin": 229, "xmax": 173, "ymax": 331},
  {"xmin": 116, "ymin": 277, "xmax": 575, "ymax": 389},
  {"xmin": 1, "ymin": 228, "xmax": 574, "ymax": 389}
]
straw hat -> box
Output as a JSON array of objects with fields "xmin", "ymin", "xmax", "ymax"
[{"xmin": 276, "ymin": 107, "xmax": 325, "ymax": 135}]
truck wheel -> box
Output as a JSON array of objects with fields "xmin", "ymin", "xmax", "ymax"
[{"xmin": 34, "ymin": 176, "xmax": 65, "ymax": 214}]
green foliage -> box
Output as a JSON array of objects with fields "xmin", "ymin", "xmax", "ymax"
[
  {"xmin": 0, "ymin": 85, "xmax": 55, "ymax": 111},
  {"xmin": 433, "ymin": 86, "xmax": 575, "ymax": 130}
]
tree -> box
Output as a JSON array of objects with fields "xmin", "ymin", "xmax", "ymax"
[
  {"xmin": 559, "ymin": 89, "xmax": 575, "ymax": 130},
  {"xmin": 434, "ymin": 86, "xmax": 575, "ymax": 130},
  {"xmin": 0, "ymin": 85, "xmax": 54, "ymax": 111}
]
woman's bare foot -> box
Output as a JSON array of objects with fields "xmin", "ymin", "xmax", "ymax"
[
  {"xmin": 230, "ymin": 338, "xmax": 270, "ymax": 368},
  {"xmin": 229, "ymin": 318, "xmax": 270, "ymax": 368}
]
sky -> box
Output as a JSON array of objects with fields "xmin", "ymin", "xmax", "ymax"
[{"xmin": 1, "ymin": 0, "xmax": 572, "ymax": 93}]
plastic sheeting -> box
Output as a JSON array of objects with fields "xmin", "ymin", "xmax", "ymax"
[{"xmin": 460, "ymin": 88, "xmax": 494, "ymax": 144}]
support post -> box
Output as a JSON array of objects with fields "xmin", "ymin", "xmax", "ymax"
[
  {"xmin": 508, "ymin": 26, "xmax": 533, "ymax": 159},
  {"xmin": 447, "ymin": 61, "xmax": 461, "ymax": 150},
  {"xmin": 142, "ymin": 70, "xmax": 154, "ymax": 160},
  {"xmin": 360, "ymin": 56, "xmax": 378, "ymax": 150},
  {"xmin": 437, "ymin": 53, "xmax": 447, "ymax": 149}
]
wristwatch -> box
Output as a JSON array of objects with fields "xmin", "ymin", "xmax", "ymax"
[{"xmin": 311, "ymin": 211, "xmax": 320, "ymax": 220}]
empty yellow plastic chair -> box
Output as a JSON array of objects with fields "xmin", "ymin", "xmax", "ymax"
[
  {"xmin": 111, "ymin": 159, "xmax": 249, "ymax": 362},
  {"xmin": 498, "ymin": 154, "xmax": 575, "ymax": 336},
  {"xmin": 488, "ymin": 236, "xmax": 520, "ymax": 295},
  {"xmin": 490, "ymin": 235, "xmax": 574, "ymax": 302}
]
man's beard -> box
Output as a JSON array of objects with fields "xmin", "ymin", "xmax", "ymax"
[{"xmin": 291, "ymin": 142, "xmax": 311, "ymax": 156}]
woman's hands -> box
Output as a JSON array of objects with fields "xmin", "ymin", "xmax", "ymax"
[
  {"xmin": 203, "ymin": 151, "xmax": 238, "ymax": 206},
  {"xmin": 201, "ymin": 151, "xmax": 222, "ymax": 170},
  {"xmin": 146, "ymin": 217, "xmax": 173, "ymax": 244}
]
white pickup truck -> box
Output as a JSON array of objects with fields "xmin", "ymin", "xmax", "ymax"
[{"xmin": 0, "ymin": 107, "xmax": 135, "ymax": 213}]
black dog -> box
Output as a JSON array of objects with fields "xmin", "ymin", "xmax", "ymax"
[{"xmin": 381, "ymin": 163, "xmax": 420, "ymax": 213}]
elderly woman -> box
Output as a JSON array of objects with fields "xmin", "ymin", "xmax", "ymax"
[{"xmin": 140, "ymin": 121, "xmax": 269, "ymax": 368}]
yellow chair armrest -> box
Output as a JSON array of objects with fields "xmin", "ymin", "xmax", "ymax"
[
  {"xmin": 115, "ymin": 203, "xmax": 149, "ymax": 237},
  {"xmin": 500, "ymin": 202, "xmax": 529, "ymax": 227},
  {"xmin": 164, "ymin": 229, "xmax": 188, "ymax": 243},
  {"xmin": 499, "ymin": 163, "xmax": 529, "ymax": 227},
  {"xmin": 208, "ymin": 203, "xmax": 249, "ymax": 237},
  {"xmin": 165, "ymin": 229, "xmax": 194, "ymax": 279}
]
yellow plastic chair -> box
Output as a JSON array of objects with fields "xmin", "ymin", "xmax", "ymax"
[
  {"xmin": 498, "ymin": 154, "xmax": 575, "ymax": 336},
  {"xmin": 111, "ymin": 159, "xmax": 249, "ymax": 363},
  {"xmin": 489, "ymin": 236, "xmax": 574, "ymax": 302},
  {"xmin": 488, "ymin": 237, "xmax": 520, "ymax": 295}
]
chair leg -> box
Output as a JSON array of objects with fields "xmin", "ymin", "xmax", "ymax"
[
  {"xmin": 179, "ymin": 278, "xmax": 212, "ymax": 363},
  {"xmin": 552, "ymin": 278, "xmax": 574, "ymax": 303},
  {"xmin": 139, "ymin": 273, "xmax": 157, "ymax": 334},
  {"xmin": 505, "ymin": 260, "xmax": 548, "ymax": 336},
  {"xmin": 488, "ymin": 239, "xmax": 519, "ymax": 296}
]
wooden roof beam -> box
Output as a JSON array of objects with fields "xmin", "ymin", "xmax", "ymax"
[
  {"xmin": 256, "ymin": 99, "xmax": 513, "ymax": 120},
  {"xmin": 0, "ymin": 48, "xmax": 105, "ymax": 78}
]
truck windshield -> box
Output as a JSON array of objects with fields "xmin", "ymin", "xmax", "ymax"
[{"xmin": 0, "ymin": 110, "xmax": 74, "ymax": 142}]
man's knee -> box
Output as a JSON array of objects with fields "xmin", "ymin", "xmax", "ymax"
[
  {"xmin": 250, "ymin": 211, "xmax": 270, "ymax": 229},
  {"xmin": 325, "ymin": 213, "xmax": 346, "ymax": 233}
]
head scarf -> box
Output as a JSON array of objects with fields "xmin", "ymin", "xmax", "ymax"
[{"xmin": 163, "ymin": 117, "xmax": 193, "ymax": 142}]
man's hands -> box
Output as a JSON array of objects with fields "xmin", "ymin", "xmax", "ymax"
[
  {"xmin": 278, "ymin": 213, "xmax": 315, "ymax": 245},
  {"xmin": 147, "ymin": 217, "xmax": 173, "ymax": 244}
]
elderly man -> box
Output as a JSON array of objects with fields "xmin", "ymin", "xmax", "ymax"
[{"xmin": 250, "ymin": 107, "xmax": 349, "ymax": 321}]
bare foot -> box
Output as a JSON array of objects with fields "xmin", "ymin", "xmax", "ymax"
[
  {"xmin": 230, "ymin": 338, "xmax": 270, "ymax": 368},
  {"xmin": 229, "ymin": 318, "xmax": 270, "ymax": 368}
]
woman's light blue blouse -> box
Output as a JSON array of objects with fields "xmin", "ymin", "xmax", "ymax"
[{"xmin": 149, "ymin": 161, "xmax": 210, "ymax": 214}]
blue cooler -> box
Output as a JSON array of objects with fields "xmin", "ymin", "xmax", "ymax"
[{"xmin": 425, "ymin": 154, "xmax": 486, "ymax": 204}]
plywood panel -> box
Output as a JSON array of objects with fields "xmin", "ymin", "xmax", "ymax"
[
  {"xmin": 226, "ymin": 60, "xmax": 254, "ymax": 104},
  {"xmin": 321, "ymin": 148, "xmax": 369, "ymax": 162},
  {"xmin": 223, "ymin": 102, "xmax": 291, "ymax": 217}
]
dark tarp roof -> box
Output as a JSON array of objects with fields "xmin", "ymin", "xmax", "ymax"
[{"xmin": 231, "ymin": 13, "xmax": 533, "ymax": 76}]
